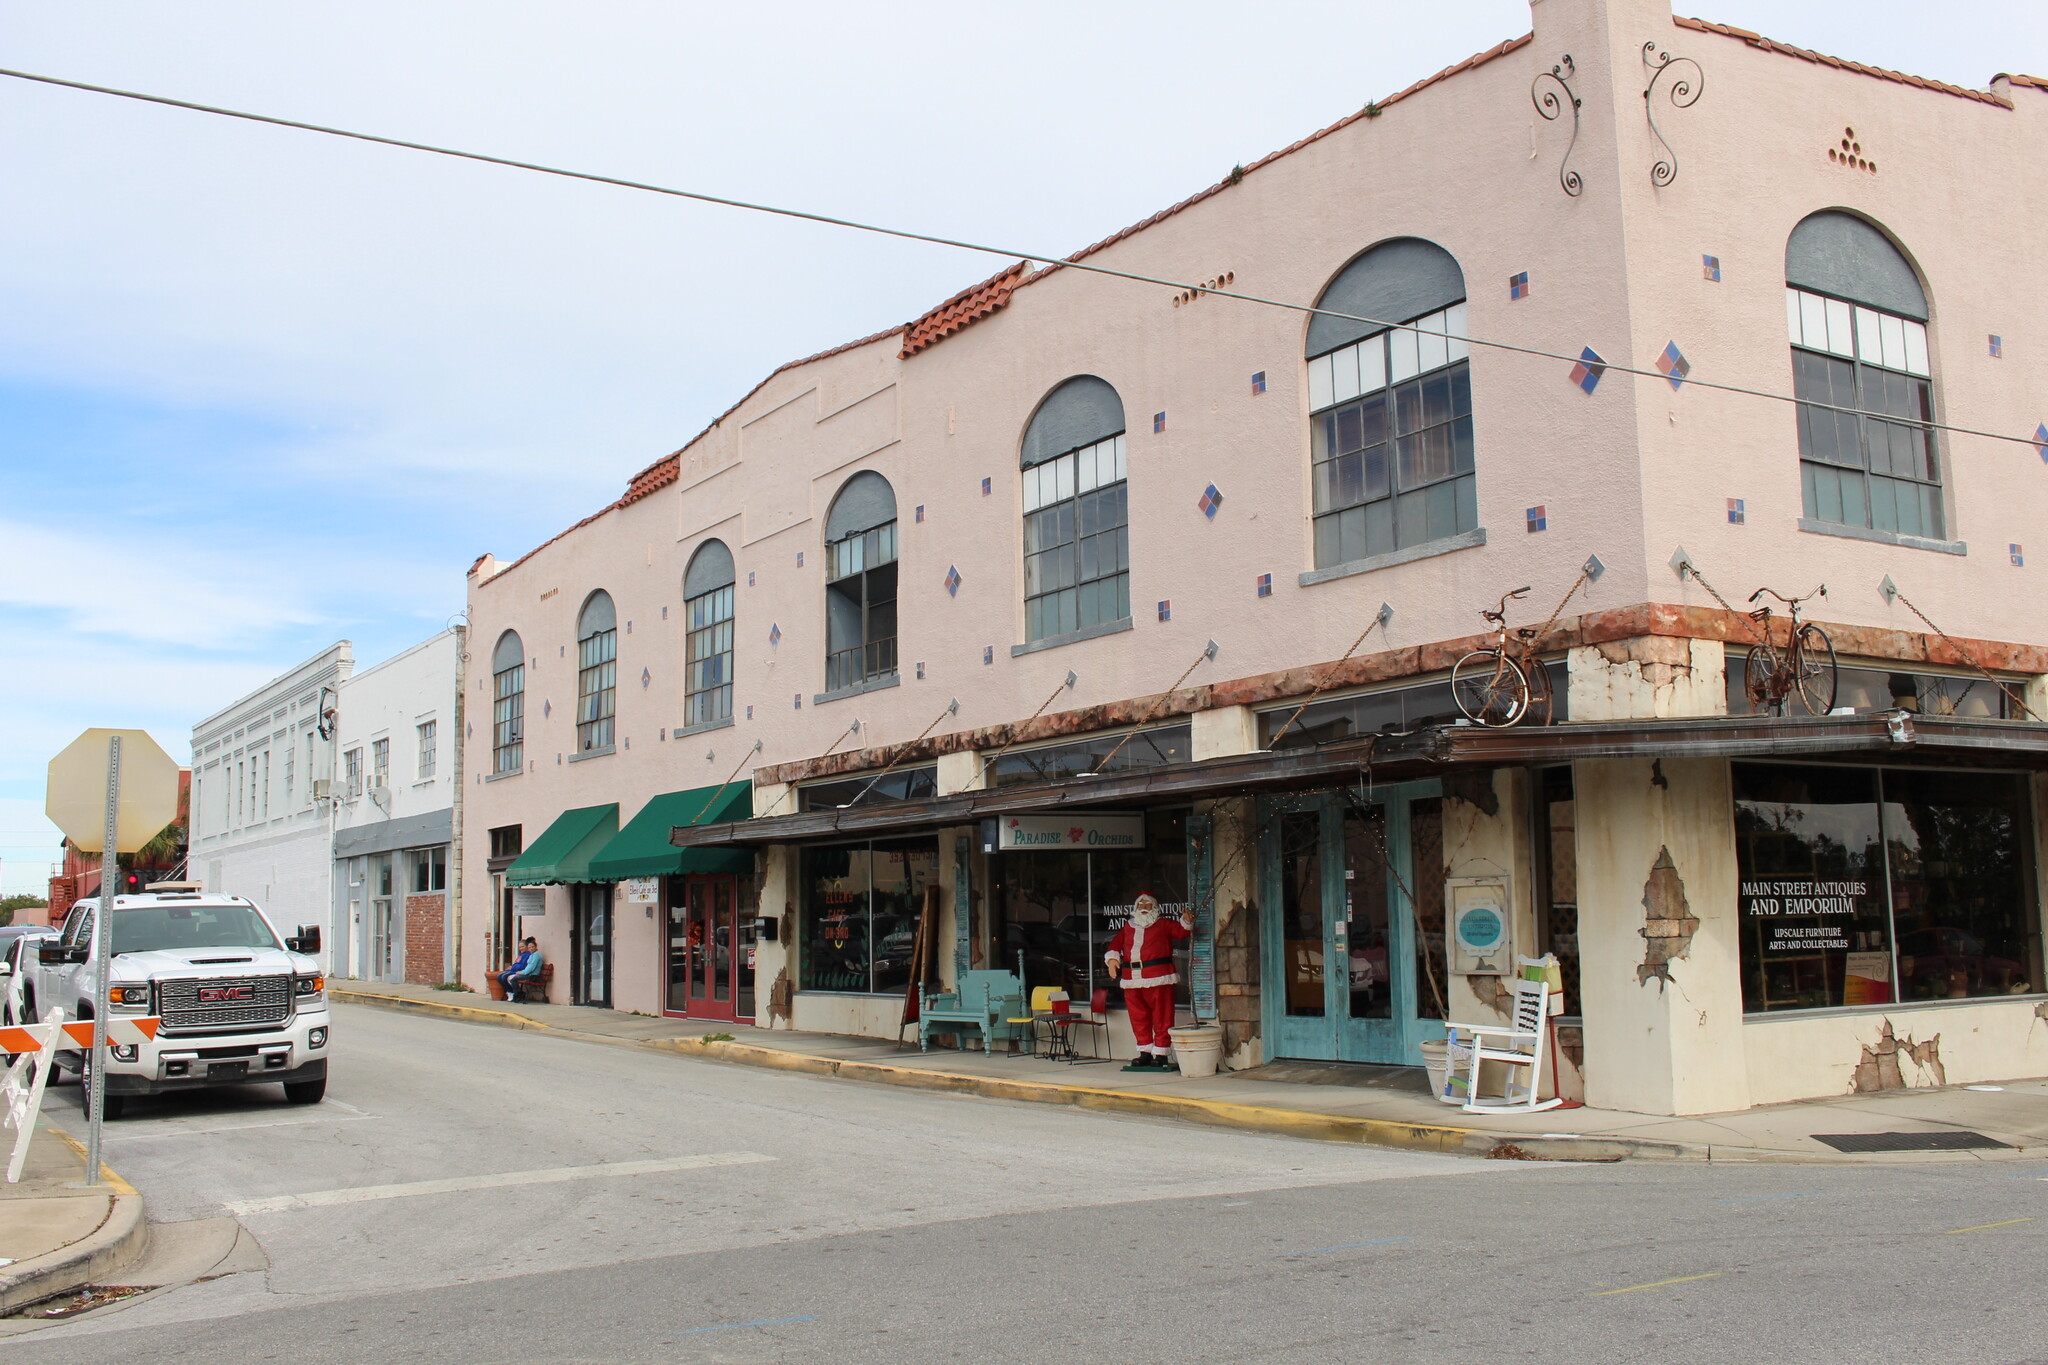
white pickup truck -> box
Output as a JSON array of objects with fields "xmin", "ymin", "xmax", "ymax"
[{"xmin": 26, "ymin": 886, "xmax": 331, "ymax": 1119}]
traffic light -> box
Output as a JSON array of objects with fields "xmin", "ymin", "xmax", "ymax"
[{"xmin": 121, "ymin": 870, "xmax": 145, "ymax": 896}]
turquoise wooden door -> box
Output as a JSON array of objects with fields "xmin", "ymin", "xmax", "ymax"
[{"xmin": 1260, "ymin": 783, "xmax": 1447, "ymax": 1065}]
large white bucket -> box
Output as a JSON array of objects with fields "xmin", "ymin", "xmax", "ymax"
[
  {"xmin": 1420, "ymin": 1039, "xmax": 1470, "ymax": 1105},
  {"xmin": 1168, "ymin": 1024, "xmax": 1226, "ymax": 1078}
]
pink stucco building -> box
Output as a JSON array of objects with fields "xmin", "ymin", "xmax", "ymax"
[{"xmin": 462, "ymin": 0, "xmax": 2048, "ymax": 1115}]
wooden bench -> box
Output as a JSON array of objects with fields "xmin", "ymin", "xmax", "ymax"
[{"xmin": 511, "ymin": 963, "xmax": 553, "ymax": 1003}]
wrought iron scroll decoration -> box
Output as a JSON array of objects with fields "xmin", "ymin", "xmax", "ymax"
[
  {"xmin": 1642, "ymin": 41, "xmax": 1704, "ymax": 187},
  {"xmin": 1531, "ymin": 55, "xmax": 1583, "ymax": 197}
]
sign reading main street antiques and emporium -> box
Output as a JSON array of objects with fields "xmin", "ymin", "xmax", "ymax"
[
  {"xmin": 996, "ymin": 813, "xmax": 1146, "ymax": 851},
  {"xmin": 1739, "ymin": 877, "xmax": 1875, "ymax": 953}
]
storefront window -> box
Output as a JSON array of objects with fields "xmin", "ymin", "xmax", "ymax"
[
  {"xmin": 1260, "ymin": 673, "xmax": 1566, "ymax": 751},
  {"xmin": 988, "ymin": 724, "xmax": 1191, "ymax": 788},
  {"xmin": 1279, "ymin": 810, "xmax": 1323, "ymax": 1017},
  {"xmin": 1341, "ymin": 804, "xmax": 1393, "ymax": 1019},
  {"xmin": 1534, "ymin": 767, "xmax": 1581, "ymax": 1016},
  {"xmin": 990, "ymin": 808, "xmax": 1189, "ymax": 1005},
  {"xmin": 1408, "ymin": 797, "xmax": 1448, "ymax": 1020},
  {"xmin": 1735, "ymin": 764, "xmax": 2039, "ymax": 1012},
  {"xmin": 801, "ymin": 839, "xmax": 938, "ymax": 994},
  {"xmin": 1725, "ymin": 663, "xmax": 2014, "ymax": 719},
  {"xmin": 797, "ymin": 766, "xmax": 937, "ymax": 812}
]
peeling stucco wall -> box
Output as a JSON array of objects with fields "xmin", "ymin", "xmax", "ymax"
[
  {"xmin": 1637, "ymin": 847, "xmax": 1700, "ymax": 987},
  {"xmin": 1568, "ymin": 636, "xmax": 1726, "ymax": 721},
  {"xmin": 1204, "ymin": 796, "xmax": 1263, "ymax": 1070},
  {"xmin": 1850, "ymin": 1019, "xmax": 1946, "ymax": 1092}
]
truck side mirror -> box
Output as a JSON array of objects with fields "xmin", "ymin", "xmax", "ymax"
[
  {"xmin": 39, "ymin": 943, "xmax": 87, "ymax": 966},
  {"xmin": 287, "ymin": 925, "xmax": 322, "ymax": 954}
]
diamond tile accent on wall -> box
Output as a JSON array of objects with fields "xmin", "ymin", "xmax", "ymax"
[
  {"xmin": 1569, "ymin": 347, "xmax": 1606, "ymax": 394},
  {"xmin": 1727, "ymin": 497, "xmax": 1746, "ymax": 525},
  {"xmin": 1251, "ymin": 371, "xmax": 1267, "ymax": 395},
  {"xmin": 915, "ymin": 504, "xmax": 926, "ymax": 523},
  {"xmin": 1256, "ymin": 573, "xmax": 1273, "ymax": 598},
  {"xmin": 983, "ymin": 645, "xmax": 994, "ymax": 665},
  {"xmin": 1157, "ymin": 600, "xmax": 1172, "ymax": 622},
  {"xmin": 1656, "ymin": 340, "xmax": 1691, "ymax": 390},
  {"xmin": 793, "ymin": 694, "xmax": 802, "ymax": 709},
  {"xmin": 796, "ymin": 551, "xmax": 804, "ymax": 568},
  {"xmin": 769, "ymin": 623, "xmax": 781, "ymax": 646},
  {"xmin": 1989, "ymin": 335, "xmax": 2002, "ymax": 358},
  {"xmin": 1198, "ymin": 484, "xmax": 1224, "ymax": 519},
  {"xmin": 1153, "ymin": 411, "xmax": 1166, "ymax": 434},
  {"xmin": 944, "ymin": 565, "xmax": 962, "ymax": 596},
  {"xmin": 1702, "ymin": 254, "xmax": 1722, "ymax": 282},
  {"xmin": 2036, "ymin": 423, "xmax": 2048, "ymax": 461},
  {"xmin": 2010, "ymin": 543, "xmax": 2025, "ymax": 568},
  {"xmin": 916, "ymin": 661, "xmax": 926, "ymax": 679},
  {"xmin": 1526, "ymin": 505, "xmax": 1547, "ymax": 533},
  {"xmin": 981, "ymin": 477, "xmax": 992, "ymax": 495},
  {"xmin": 1509, "ymin": 271, "xmax": 1529, "ymax": 301}
]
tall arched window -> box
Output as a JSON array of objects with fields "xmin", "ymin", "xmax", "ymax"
[
  {"xmin": 683, "ymin": 539, "xmax": 735, "ymax": 727},
  {"xmin": 1305, "ymin": 239, "xmax": 1473, "ymax": 570},
  {"xmin": 823, "ymin": 472, "xmax": 898, "ymax": 693},
  {"xmin": 491, "ymin": 630, "xmax": 524, "ymax": 775},
  {"xmin": 1784, "ymin": 211, "xmax": 1940, "ymax": 540},
  {"xmin": 1021, "ymin": 376, "xmax": 1128, "ymax": 642},
  {"xmin": 575, "ymin": 591, "xmax": 617, "ymax": 752}
]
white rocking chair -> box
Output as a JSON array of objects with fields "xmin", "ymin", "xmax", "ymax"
[{"xmin": 1445, "ymin": 976, "xmax": 1563, "ymax": 1114}]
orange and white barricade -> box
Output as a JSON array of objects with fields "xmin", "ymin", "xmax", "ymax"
[{"xmin": 1, "ymin": 1009, "xmax": 161, "ymax": 1182}]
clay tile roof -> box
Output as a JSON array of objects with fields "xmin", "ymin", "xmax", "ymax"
[
  {"xmin": 2004, "ymin": 73, "xmax": 2048, "ymax": 91},
  {"xmin": 619, "ymin": 452, "xmax": 679, "ymax": 505},
  {"xmin": 900, "ymin": 261, "xmax": 1029, "ymax": 358},
  {"xmin": 1675, "ymin": 16, "xmax": 2013, "ymax": 107}
]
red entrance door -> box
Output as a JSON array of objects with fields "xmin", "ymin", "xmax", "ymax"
[{"xmin": 665, "ymin": 876, "xmax": 752, "ymax": 1021}]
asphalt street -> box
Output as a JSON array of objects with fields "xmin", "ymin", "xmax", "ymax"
[{"xmin": 18, "ymin": 1002, "xmax": 2048, "ymax": 1364}]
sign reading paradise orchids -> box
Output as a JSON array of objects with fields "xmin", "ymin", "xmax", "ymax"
[{"xmin": 996, "ymin": 813, "xmax": 1146, "ymax": 851}]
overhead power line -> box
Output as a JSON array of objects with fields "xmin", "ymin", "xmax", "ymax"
[{"xmin": 2, "ymin": 65, "xmax": 2041, "ymax": 452}]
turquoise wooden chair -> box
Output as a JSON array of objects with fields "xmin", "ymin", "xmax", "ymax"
[{"xmin": 918, "ymin": 970, "xmax": 1025, "ymax": 1052}]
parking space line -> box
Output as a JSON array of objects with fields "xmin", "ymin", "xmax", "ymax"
[
  {"xmin": 1946, "ymin": 1218, "xmax": 2033, "ymax": 1234},
  {"xmin": 224, "ymin": 1150, "xmax": 775, "ymax": 1215},
  {"xmin": 1282, "ymin": 1237, "xmax": 1412, "ymax": 1258},
  {"xmin": 1591, "ymin": 1272, "xmax": 1721, "ymax": 1296}
]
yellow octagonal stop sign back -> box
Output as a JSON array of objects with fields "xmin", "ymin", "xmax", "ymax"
[{"xmin": 47, "ymin": 728, "xmax": 183, "ymax": 854}]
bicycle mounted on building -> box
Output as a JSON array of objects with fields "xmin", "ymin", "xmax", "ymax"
[
  {"xmin": 1741, "ymin": 584, "xmax": 1838, "ymax": 716},
  {"xmin": 1451, "ymin": 586, "xmax": 1555, "ymax": 728}
]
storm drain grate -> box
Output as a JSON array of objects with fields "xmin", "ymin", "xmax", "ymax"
[{"xmin": 1811, "ymin": 1131, "xmax": 2012, "ymax": 1153}]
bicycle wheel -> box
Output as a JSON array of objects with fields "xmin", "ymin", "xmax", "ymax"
[
  {"xmin": 1520, "ymin": 652, "xmax": 1555, "ymax": 726},
  {"xmin": 1792, "ymin": 624, "xmax": 1838, "ymax": 715},
  {"xmin": 1452, "ymin": 650, "xmax": 1529, "ymax": 727},
  {"xmin": 1742, "ymin": 643, "xmax": 1781, "ymax": 715}
]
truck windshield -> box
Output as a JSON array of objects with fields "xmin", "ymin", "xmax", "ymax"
[{"xmin": 112, "ymin": 904, "xmax": 280, "ymax": 955}]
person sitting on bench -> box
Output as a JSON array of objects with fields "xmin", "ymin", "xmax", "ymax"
[{"xmin": 498, "ymin": 938, "xmax": 542, "ymax": 998}]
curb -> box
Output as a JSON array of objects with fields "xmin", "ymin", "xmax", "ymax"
[
  {"xmin": 335, "ymin": 985, "xmax": 1726, "ymax": 1162},
  {"xmin": 0, "ymin": 1130, "xmax": 149, "ymax": 1316}
]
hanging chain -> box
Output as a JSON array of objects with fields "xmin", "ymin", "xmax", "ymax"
[
  {"xmin": 842, "ymin": 698, "xmax": 961, "ymax": 808},
  {"xmin": 1531, "ymin": 566, "xmax": 1593, "ymax": 645},
  {"xmin": 1889, "ymin": 587, "xmax": 2040, "ymax": 721},
  {"xmin": 761, "ymin": 718, "xmax": 866, "ymax": 817},
  {"xmin": 1088, "ymin": 643, "xmax": 1217, "ymax": 773},
  {"xmin": 692, "ymin": 738, "xmax": 764, "ymax": 824},
  {"xmin": 1677, "ymin": 559, "xmax": 1768, "ymax": 645},
  {"xmin": 1265, "ymin": 610, "xmax": 1391, "ymax": 749},
  {"xmin": 974, "ymin": 673, "xmax": 1078, "ymax": 785}
]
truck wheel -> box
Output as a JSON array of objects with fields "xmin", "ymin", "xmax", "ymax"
[
  {"xmin": 80, "ymin": 1057, "xmax": 126, "ymax": 1119},
  {"xmin": 284, "ymin": 1078, "xmax": 326, "ymax": 1105}
]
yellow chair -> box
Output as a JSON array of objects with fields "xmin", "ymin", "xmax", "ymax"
[{"xmin": 1004, "ymin": 986, "xmax": 1064, "ymax": 1059}]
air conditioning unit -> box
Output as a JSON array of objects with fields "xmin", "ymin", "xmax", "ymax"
[{"xmin": 312, "ymin": 778, "xmax": 333, "ymax": 801}]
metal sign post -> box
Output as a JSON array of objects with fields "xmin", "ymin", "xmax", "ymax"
[{"xmin": 86, "ymin": 735, "xmax": 120, "ymax": 1187}]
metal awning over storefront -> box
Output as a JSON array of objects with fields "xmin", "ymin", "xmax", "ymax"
[
  {"xmin": 588, "ymin": 784, "xmax": 753, "ymax": 881},
  {"xmin": 669, "ymin": 713, "xmax": 2048, "ymax": 849},
  {"xmin": 505, "ymin": 803, "xmax": 618, "ymax": 886}
]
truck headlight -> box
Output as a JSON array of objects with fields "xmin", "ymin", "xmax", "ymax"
[
  {"xmin": 308, "ymin": 1027, "xmax": 328, "ymax": 1048},
  {"xmin": 111, "ymin": 1043, "xmax": 138, "ymax": 1062},
  {"xmin": 109, "ymin": 985, "xmax": 150, "ymax": 1006},
  {"xmin": 295, "ymin": 975, "xmax": 325, "ymax": 998}
]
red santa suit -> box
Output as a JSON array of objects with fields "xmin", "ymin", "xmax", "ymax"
[{"xmin": 1105, "ymin": 896, "xmax": 1191, "ymax": 1062}]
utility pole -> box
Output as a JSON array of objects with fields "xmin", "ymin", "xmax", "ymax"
[{"xmin": 85, "ymin": 734, "xmax": 120, "ymax": 1186}]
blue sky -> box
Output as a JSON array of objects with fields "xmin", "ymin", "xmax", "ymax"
[{"xmin": 2, "ymin": 0, "xmax": 2042, "ymax": 895}]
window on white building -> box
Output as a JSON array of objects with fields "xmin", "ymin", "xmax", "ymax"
[
  {"xmin": 417, "ymin": 720, "xmax": 437, "ymax": 779},
  {"xmin": 371, "ymin": 737, "xmax": 390, "ymax": 790},
  {"xmin": 344, "ymin": 747, "xmax": 363, "ymax": 798}
]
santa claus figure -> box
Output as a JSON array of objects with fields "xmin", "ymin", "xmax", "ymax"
[{"xmin": 1105, "ymin": 892, "xmax": 1192, "ymax": 1069}]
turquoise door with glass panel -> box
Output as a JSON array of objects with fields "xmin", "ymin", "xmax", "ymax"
[{"xmin": 1259, "ymin": 782, "xmax": 1448, "ymax": 1065}]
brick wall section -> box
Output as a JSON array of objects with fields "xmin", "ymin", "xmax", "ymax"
[{"xmin": 404, "ymin": 893, "xmax": 446, "ymax": 985}]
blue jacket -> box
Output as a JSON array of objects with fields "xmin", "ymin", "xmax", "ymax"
[
  {"xmin": 504, "ymin": 949, "xmax": 534, "ymax": 977},
  {"xmin": 511, "ymin": 950, "xmax": 544, "ymax": 980}
]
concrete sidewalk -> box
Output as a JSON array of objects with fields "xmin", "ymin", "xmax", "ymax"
[
  {"xmin": 0, "ymin": 1120, "xmax": 147, "ymax": 1315},
  {"xmin": 335, "ymin": 982, "xmax": 2048, "ymax": 1164}
]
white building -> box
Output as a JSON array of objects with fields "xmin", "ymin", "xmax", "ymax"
[
  {"xmin": 190, "ymin": 642, "xmax": 351, "ymax": 969},
  {"xmin": 328, "ymin": 628, "xmax": 465, "ymax": 984}
]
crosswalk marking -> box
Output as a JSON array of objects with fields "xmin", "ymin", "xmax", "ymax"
[{"xmin": 223, "ymin": 1150, "xmax": 774, "ymax": 1215}]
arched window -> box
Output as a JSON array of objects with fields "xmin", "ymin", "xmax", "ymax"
[
  {"xmin": 575, "ymin": 591, "xmax": 617, "ymax": 752},
  {"xmin": 823, "ymin": 472, "xmax": 898, "ymax": 692},
  {"xmin": 1305, "ymin": 239, "xmax": 1473, "ymax": 570},
  {"xmin": 1784, "ymin": 211, "xmax": 1940, "ymax": 540},
  {"xmin": 683, "ymin": 540, "xmax": 735, "ymax": 727},
  {"xmin": 1021, "ymin": 376, "xmax": 1128, "ymax": 642},
  {"xmin": 491, "ymin": 630, "xmax": 524, "ymax": 774}
]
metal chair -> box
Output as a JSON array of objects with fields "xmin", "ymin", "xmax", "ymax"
[{"xmin": 1046, "ymin": 987, "xmax": 1113, "ymax": 1063}]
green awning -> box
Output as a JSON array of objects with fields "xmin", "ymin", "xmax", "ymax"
[
  {"xmin": 504, "ymin": 804, "xmax": 619, "ymax": 886},
  {"xmin": 586, "ymin": 783, "xmax": 753, "ymax": 882}
]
